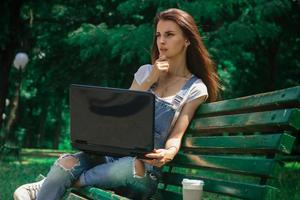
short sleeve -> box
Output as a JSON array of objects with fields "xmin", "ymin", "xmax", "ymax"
[
  {"xmin": 134, "ymin": 64, "xmax": 153, "ymax": 85},
  {"xmin": 187, "ymin": 79, "xmax": 209, "ymax": 103}
]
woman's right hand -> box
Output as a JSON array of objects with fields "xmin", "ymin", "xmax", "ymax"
[
  {"xmin": 141, "ymin": 148, "xmax": 174, "ymax": 168},
  {"xmin": 155, "ymin": 55, "xmax": 169, "ymax": 73},
  {"xmin": 131, "ymin": 55, "xmax": 169, "ymax": 91},
  {"xmin": 148, "ymin": 55, "xmax": 169, "ymax": 83}
]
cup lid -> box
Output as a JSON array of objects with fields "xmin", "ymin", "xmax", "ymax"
[{"xmin": 182, "ymin": 178, "xmax": 204, "ymax": 186}]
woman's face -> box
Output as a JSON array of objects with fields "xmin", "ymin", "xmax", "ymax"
[{"xmin": 156, "ymin": 20, "xmax": 187, "ymax": 59}]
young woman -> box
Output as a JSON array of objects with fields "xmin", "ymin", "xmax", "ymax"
[{"xmin": 14, "ymin": 8, "xmax": 219, "ymax": 200}]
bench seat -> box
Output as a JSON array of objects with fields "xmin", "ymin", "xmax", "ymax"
[{"xmin": 44, "ymin": 86, "xmax": 300, "ymax": 200}]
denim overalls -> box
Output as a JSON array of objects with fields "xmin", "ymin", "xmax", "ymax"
[{"xmin": 36, "ymin": 76, "xmax": 198, "ymax": 200}]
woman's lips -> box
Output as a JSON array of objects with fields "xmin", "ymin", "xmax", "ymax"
[{"xmin": 159, "ymin": 48, "xmax": 168, "ymax": 53}]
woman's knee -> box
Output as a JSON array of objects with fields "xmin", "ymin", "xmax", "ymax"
[{"xmin": 57, "ymin": 154, "xmax": 80, "ymax": 170}]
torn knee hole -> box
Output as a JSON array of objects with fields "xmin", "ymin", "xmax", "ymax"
[
  {"xmin": 58, "ymin": 156, "xmax": 79, "ymax": 170},
  {"xmin": 134, "ymin": 159, "xmax": 145, "ymax": 177}
]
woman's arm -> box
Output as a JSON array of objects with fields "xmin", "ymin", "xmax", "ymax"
[
  {"xmin": 130, "ymin": 57, "xmax": 169, "ymax": 91},
  {"xmin": 144, "ymin": 95, "xmax": 206, "ymax": 167},
  {"xmin": 129, "ymin": 78, "xmax": 155, "ymax": 91}
]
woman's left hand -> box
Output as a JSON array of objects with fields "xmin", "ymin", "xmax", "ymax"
[{"xmin": 142, "ymin": 149, "xmax": 173, "ymax": 167}]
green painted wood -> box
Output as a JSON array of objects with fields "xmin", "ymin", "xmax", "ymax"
[
  {"xmin": 156, "ymin": 189, "xmax": 181, "ymax": 200},
  {"xmin": 189, "ymin": 108, "xmax": 300, "ymax": 134},
  {"xmin": 182, "ymin": 133, "xmax": 295, "ymax": 154},
  {"xmin": 196, "ymin": 86, "xmax": 300, "ymax": 117},
  {"xmin": 36, "ymin": 174, "xmax": 128, "ymax": 200},
  {"xmin": 66, "ymin": 193, "xmax": 88, "ymax": 200},
  {"xmin": 170, "ymin": 153, "xmax": 278, "ymax": 177},
  {"xmin": 71, "ymin": 187, "xmax": 130, "ymax": 200},
  {"xmin": 278, "ymin": 133, "xmax": 296, "ymax": 154},
  {"xmin": 160, "ymin": 172, "xmax": 277, "ymax": 200},
  {"xmin": 290, "ymin": 108, "xmax": 300, "ymax": 130}
]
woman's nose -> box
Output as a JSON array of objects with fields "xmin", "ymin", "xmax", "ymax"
[{"xmin": 159, "ymin": 36, "xmax": 165, "ymax": 44}]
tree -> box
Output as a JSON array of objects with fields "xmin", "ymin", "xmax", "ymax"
[
  {"xmin": 1, "ymin": 0, "xmax": 299, "ymax": 149},
  {"xmin": 0, "ymin": 0, "xmax": 27, "ymax": 146}
]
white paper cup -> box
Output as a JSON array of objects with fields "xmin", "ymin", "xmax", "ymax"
[{"xmin": 182, "ymin": 179, "xmax": 204, "ymax": 200}]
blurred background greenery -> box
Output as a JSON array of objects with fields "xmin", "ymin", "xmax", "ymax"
[
  {"xmin": 0, "ymin": 0, "xmax": 299, "ymax": 151},
  {"xmin": 0, "ymin": 1, "xmax": 300, "ymax": 199}
]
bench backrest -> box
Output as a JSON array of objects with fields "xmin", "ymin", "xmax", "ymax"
[{"xmin": 158, "ymin": 86, "xmax": 300, "ymax": 199}]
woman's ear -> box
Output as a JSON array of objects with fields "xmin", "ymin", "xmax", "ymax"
[{"xmin": 185, "ymin": 40, "xmax": 190, "ymax": 46}]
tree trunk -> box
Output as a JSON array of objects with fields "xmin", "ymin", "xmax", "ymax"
[
  {"xmin": 0, "ymin": 0, "xmax": 23, "ymax": 133},
  {"xmin": 5, "ymin": 80, "xmax": 21, "ymax": 136},
  {"xmin": 53, "ymin": 101, "xmax": 62, "ymax": 149},
  {"xmin": 36, "ymin": 103, "xmax": 48, "ymax": 147}
]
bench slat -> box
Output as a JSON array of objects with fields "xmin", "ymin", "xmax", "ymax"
[
  {"xmin": 182, "ymin": 133, "xmax": 295, "ymax": 154},
  {"xmin": 190, "ymin": 108, "xmax": 300, "ymax": 134},
  {"xmin": 71, "ymin": 187, "xmax": 130, "ymax": 200},
  {"xmin": 160, "ymin": 172, "xmax": 277, "ymax": 200},
  {"xmin": 196, "ymin": 86, "xmax": 300, "ymax": 116},
  {"xmin": 170, "ymin": 153, "xmax": 278, "ymax": 177},
  {"xmin": 66, "ymin": 193, "xmax": 88, "ymax": 200},
  {"xmin": 156, "ymin": 189, "xmax": 181, "ymax": 200}
]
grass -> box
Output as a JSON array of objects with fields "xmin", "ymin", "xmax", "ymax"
[
  {"xmin": 0, "ymin": 156, "xmax": 56, "ymax": 200},
  {"xmin": 1, "ymin": 155, "xmax": 300, "ymax": 200},
  {"xmin": 276, "ymin": 162, "xmax": 300, "ymax": 200}
]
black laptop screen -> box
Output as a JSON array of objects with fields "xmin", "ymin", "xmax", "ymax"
[{"xmin": 70, "ymin": 84, "xmax": 154, "ymax": 157}]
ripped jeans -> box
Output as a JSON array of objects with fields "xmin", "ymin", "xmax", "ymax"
[{"xmin": 37, "ymin": 152, "xmax": 158, "ymax": 200}]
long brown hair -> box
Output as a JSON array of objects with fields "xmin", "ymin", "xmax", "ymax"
[{"xmin": 151, "ymin": 8, "xmax": 220, "ymax": 102}]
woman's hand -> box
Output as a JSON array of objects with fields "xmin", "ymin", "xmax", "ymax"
[
  {"xmin": 129, "ymin": 55, "xmax": 169, "ymax": 91},
  {"xmin": 142, "ymin": 148, "xmax": 175, "ymax": 168},
  {"xmin": 147, "ymin": 55, "xmax": 169, "ymax": 84},
  {"xmin": 155, "ymin": 55, "xmax": 169, "ymax": 73}
]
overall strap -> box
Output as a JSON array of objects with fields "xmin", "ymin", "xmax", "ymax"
[
  {"xmin": 169, "ymin": 75, "xmax": 198, "ymax": 129},
  {"xmin": 172, "ymin": 75, "xmax": 198, "ymax": 109}
]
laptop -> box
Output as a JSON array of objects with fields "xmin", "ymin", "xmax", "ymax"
[{"xmin": 70, "ymin": 84, "xmax": 155, "ymax": 158}]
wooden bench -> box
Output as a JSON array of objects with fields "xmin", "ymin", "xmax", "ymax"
[{"xmin": 44, "ymin": 86, "xmax": 300, "ymax": 199}]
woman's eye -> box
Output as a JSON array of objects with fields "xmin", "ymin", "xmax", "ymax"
[{"xmin": 166, "ymin": 33, "xmax": 173, "ymax": 37}]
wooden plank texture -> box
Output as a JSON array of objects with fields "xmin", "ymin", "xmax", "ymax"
[
  {"xmin": 170, "ymin": 153, "xmax": 278, "ymax": 177},
  {"xmin": 71, "ymin": 187, "xmax": 130, "ymax": 200},
  {"xmin": 160, "ymin": 172, "xmax": 276, "ymax": 200},
  {"xmin": 66, "ymin": 193, "xmax": 88, "ymax": 200},
  {"xmin": 196, "ymin": 86, "xmax": 300, "ymax": 117},
  {"xmin": 190, "ymin": 108, "xmax": 300, "ymax": 134},
  {"xmin": 156, "ymin": 189, "xmax": 181, "ymax": 200},
  {"xmin": 182, "ymin": 133, "xmax": 295, "ymax": 154}
]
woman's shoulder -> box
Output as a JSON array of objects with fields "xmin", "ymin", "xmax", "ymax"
[
  {"xmin": 187, "ymin": 76, "xmax": 208, "ymax": 102},
  {"xmin": 139, "ymin": 64, "xmax": 153, "ymax": 71},
  {"xmin": 193, "ymin": 77, "xmax": 207, "ymax": 89},
  {"xmin": 136, "ymin": 64, "xmax": 153, "ymax": 75}
]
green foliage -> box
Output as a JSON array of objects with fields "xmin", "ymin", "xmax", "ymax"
[{"xmin": 2, "ymin": 0, "xmax": 299, "ymax": 149}]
